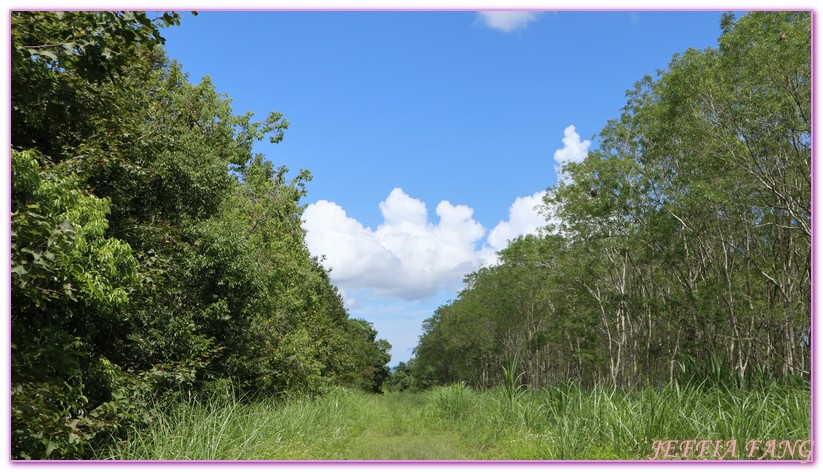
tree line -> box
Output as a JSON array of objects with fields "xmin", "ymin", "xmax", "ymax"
[
  {"xmin": 11, "ymin": 11, "xmax": 390, "ymax": 459},
  {"xmin": 402, "ymin": 12, "xmax": 810, "ymax": 392}
]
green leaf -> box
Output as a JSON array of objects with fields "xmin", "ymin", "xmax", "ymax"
[
  {"xmin": 44, "ymin": 439, "xmax": 56, "ymax": 457},
  {"xmin": 58, "ymin": 220, "xmax": 76, "ymax": 233},
  {"xmin": 36, "ymin": 49, "xmax": 58, "ymax": 61}
]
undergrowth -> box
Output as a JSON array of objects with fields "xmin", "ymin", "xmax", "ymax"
[{"xmin": 99, "ymin": 382, "xmax": 811, "ymax": 460}]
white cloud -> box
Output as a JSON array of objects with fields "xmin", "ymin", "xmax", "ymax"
[
  {"xmin": 379, "ymin": 188, "xmax": 427, "ymax": 227},
  {"xmin": 302, "ymin": 199, "xmax": 400, "ymax": 288},
  {"xmin": 477, "ymin": 11, "xmax": 540, "ymax": 33},
  {"xmin": 303, "ymin": 188, "xmax": 486, "ymax": 300},
  {"xmin": 304, "ymin": 187, "xmax": 554, "ymax": 300},
  {"xmin": 553, "ymin": 124, "xmax": 591, "ymax": 184},
  {"xmin": 486, "ymin": 191, "xmax": 547, "ymax": 252}
]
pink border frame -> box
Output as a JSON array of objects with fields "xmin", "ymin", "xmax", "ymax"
[{"xmin": 4, "ymin": 7, "xmax": 817, "ymax": 466}]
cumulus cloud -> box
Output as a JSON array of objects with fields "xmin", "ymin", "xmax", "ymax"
[
  {"xmin": 553, "ymin": 125, "xmax": 591, "ymax": 184},
  {"xmin": 303, "ymin": 199, "xmax": 400, "ymax": 288},
  {"xmin": 486, "ymin": 191, "xmax": 547, "ymax": 252},
  {"xmin": 477, "ymin": 11, "xmax": 540, "ymax": 33},
  {"xmin": 303, "ymin": 188, "xmax": 486, "ymax": 300},
  {"xmin": 303, "ymin": 187, "xmax": 552, "ymax": 300}
]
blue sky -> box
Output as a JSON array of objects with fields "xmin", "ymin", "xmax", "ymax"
[{"xmin": 161, "ymin": 10, "xmax": 739, "ymax": 364}]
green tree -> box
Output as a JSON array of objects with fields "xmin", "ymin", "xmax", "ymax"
[
  {"xmin": 11, "ymin": 150, "xmax": 140, "ymax": 459},
  {"xmin": 11, "ymin": 11, "xmax": 182, "ymax": 160},
  {"xmin": 12, "ymin": 11, "xmax": 394, "ymax": 459},
  {"xmin": 411, "ymin": 11, "xmax": 810, "ymax": 391}
]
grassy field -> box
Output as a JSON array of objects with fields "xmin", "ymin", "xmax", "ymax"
[{"xmin": 98, "ymin": 382, "xmax": 811, "ymax": 461}]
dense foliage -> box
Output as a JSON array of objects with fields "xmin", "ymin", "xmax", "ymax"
[
  {"xmin": 11, "ymin": 11, "xmax": 390, "ymax": 459},
  {"xmin": 411, "ymin": 12, "xmax": 810, "ymax": 391}
]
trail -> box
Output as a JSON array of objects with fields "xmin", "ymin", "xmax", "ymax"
[
  {"xmin": 345, "ymin": 432, "xmax": 470, "ymax": 460},
  {"xmin": 336, "ymin": 391, "xmax": 474, "ymax": 460}
]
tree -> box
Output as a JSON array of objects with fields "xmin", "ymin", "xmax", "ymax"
[
  {"xmin": 12, "ymin": 11, "xmax": 393, "ymax": 459},
  {"xmin": 12, "ymin": 150, "xmax": 140, "ymax": 459},
  {"xmin": 410, "ymin": 11, "xmax": 810, "ymax": 391},
  {"xmin": 11, "ymin": 11, "xmax": 183, "ymax": 160}
]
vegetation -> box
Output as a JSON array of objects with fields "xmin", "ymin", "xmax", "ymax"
[
  {"xmin": 11, "ymin": 11, "xmax": 390, "ymax": 459},
  {"xmin": 411, "ymin": 11, "xmax": 811, "ymax": 392},
  {"xmin": 11, "ymin": 10, "xmax": 811, "ymax": 461},
  {"xmin": 100, "ymin": 384, "xmax": 811, "ymax": 460}
]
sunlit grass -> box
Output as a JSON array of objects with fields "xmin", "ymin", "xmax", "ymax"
[{"xmin": 99, "ymin": 383, "xmax": 811, "ymax": 461}]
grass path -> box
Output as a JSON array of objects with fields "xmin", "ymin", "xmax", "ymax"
[
  {"xmin": 346, "ymin": 432, "xmax": 469, "ymax": 460},
  {"xmin": 338, "ymin": 391, "xmax": 472, "ymax": 460},
  {"xmin": 100, "ymin": 383, "xmax": 812, "ymax": 461}
]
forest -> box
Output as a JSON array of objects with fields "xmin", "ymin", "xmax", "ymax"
[
  {"xmin": 406, "ymin": 11, "xmax": 811, "ymax": 393},
  {"xmin": 10, "ymin": 10, "xmax": 811, "ymax": 461},
  {"xmin": 11, "ymin": 11, "xmax": 390, "ymax": 460}
]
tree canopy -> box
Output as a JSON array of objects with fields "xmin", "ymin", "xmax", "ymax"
[
  {"xmin": 11, "ymin": 11, "xmax": 390, "ymax": 459},
  {"xmin": 409, "ymin": 11, "xmax": 810, "ymax": 392}
]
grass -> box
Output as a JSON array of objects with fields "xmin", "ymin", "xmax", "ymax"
[{"xmin": 98, "ymin": 382, "xmax": 811, "ymax": 461}]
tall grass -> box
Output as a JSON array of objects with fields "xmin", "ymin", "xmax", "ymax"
[
  {"xmin": 444, "ymin": 382, "xmax": 811, "ymax": 460},
  {"xmin": 99, "ymin": 383, "xmax": 811, "ymax": 460},
  {"xmin": 427, "ymin": 381, "xmax": 474, "ymax": 421},
  {"xmin": 501, "ymin": 355, "xmax": 526, "ymax": 411},
  {"xmin": 98, "ymin": 387, "xmax": 366, "ymax": 460}
]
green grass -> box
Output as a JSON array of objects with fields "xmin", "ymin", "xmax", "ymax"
[{"xmin": 98, "ymin": 383, "xmax": 811, "ymax": 461}]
